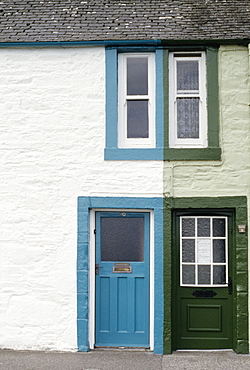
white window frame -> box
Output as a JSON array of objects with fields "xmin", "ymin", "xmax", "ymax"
[
  {"xmin": 169, "ymin": 52, "xmax": 207, "ymax": 148},
  {"xmin": 180, "ymin": 216, "xmax": 228, "ymax": 287},
  {"xmin": 118, "ymin": 53, "xmax": 155, "ymax": 148}
]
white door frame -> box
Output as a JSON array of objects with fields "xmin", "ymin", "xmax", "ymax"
[{"xmin": 88, "ymin": 208, "xmax": 155, "ymax": 350}]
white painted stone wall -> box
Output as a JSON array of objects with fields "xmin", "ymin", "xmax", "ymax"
[{"xmin": 0, "ymin": 47, "xmax": 163, "ymax": 351}]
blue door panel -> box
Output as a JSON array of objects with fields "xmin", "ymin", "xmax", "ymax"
[{"xmin": 95, "ymin": 212, "xmax": 150, "ymax": 347}]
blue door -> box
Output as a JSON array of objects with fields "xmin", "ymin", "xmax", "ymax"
[{"xmin": 95, "ymin": 211, "xmax": 150, "ymax": 347}]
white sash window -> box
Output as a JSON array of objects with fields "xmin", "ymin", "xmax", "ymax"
[
  {"xmin": 169, "ymin": 52, "xmax": 207, "ymax": 148},
  {"xmin": 118, "ymin": 53, "xmax": 155, "ymax": 148}
]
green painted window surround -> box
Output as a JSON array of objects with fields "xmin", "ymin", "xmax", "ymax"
[{"xmin": 164, "ymin": 47, "xmax": 221, "ymax": 160}]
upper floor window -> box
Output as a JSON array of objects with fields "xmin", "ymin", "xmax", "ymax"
[
  {"xmin": 169, "ymin": 52, "xmax": 207, "ymax": 148},
  {"xmin": 105, "ymin": 46, "xmax": 220, "ymax": 161},
  {"xmin": 118, "ymin": 53, "xmax": 155, "ymax": 148}
]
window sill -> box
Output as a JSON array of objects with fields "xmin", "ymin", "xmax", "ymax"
[
  {"xmin": 104, "ymin": 148, "xmax": 164, "ymax": 161},
  {"xmin": 104, "ymin": 147, "xmax": 221, "ymax": 161},
  {"xmin": 164, "ymin": 147, "xmax": 221, "ymax": 161}
]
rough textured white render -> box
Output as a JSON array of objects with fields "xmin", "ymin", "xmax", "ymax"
[{"xmin": 0, "ymin": 47, "xmax": 163, "ymax": 351}]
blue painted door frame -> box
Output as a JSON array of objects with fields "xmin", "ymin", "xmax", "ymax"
[
  {"xmin": 95, "ymin": 211, "xmax": 150, "ymax": 347},
  {"xmin": 77, "ymin": 196, "xmax": 164, "ymax": 354}
]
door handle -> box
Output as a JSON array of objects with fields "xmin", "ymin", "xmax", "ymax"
[
  {"xmin": 228, "ymin": 277, "xmax": 233, "ymax": 295},
  {"xmin": 95, "ymin": 263, "xmax": 103, "ymax": 275}
]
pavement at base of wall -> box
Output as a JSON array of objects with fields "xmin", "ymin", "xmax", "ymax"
[{"xmin": 0, "ymin": 348, "xmax": 250, "ymax": 370}]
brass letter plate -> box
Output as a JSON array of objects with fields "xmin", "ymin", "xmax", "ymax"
[{"xmin": 113, "ymin": 263, "xmax": 132, "ymax": 273}]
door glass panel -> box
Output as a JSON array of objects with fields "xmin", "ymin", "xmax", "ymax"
[
  {"xmin": 182, "ymin": 265, "xmax": 195, "ymax": 285},
  {"xmin": 180, "ymin": 216, "xmax": 227, "ymax": 286},
  {"xmin": 197, "ymin": 239, "xmax": 211, "ymax": 263},
  {"xmin": 101, "ymin": 217, "xmax": 144, "ymax": 261},
  {"xmin": 213, "ymin": 265, "xmax": 226, "ymax": 285},
  {"xmin": 182, "ymin": 239, "xmax": 195, "ymax": 262},
  {"xmin": 127, "ymin": 100, "xmax": 149, "ymax": 138},
  {"xmin": 213, "ymin": 239, "xmax": 226, "ymax": 263},
  {"xmin": 198, "ymin": 265, "xmax": 210, "ymax": 285},
  {"xmin": 127, "ymin": 57, "xmax": 148, "ymax": 95},
  {"xmin": 182, "ymin": 218, "xmax": 195, "ymax": 237},
  {"xmin": 197, "ymin": 218, "xmax": 210, "ymax": 237},
  {"xmin": 213, "ymin": 218, "xmax": 225, "ymax": 237},
  {"xmin": 177, "ymin": 60, "xmax": 199, "ymax": 91}
]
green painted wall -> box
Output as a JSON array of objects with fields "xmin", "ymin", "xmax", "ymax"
[{"xmin": 163, "ymin": 45, "xmax": 250, "ymax": 354}]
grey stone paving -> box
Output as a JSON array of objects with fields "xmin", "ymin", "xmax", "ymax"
[{"xmin": 0, "ymin": 349, "xmax": 250, "ymax": 370}]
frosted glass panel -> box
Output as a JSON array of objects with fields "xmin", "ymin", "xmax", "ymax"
[
  {"xmin": 213, "ymin": 239, "xmax": 226, "ymax": 263},
  {"xmin": 197, "ymin": 239, "xmax": 211, "ymax": 263},
  {"xmin": 177, "ymin": 98, "xmax": 199, "ymax": 138},
  {"xmin": 197, "ymin": 218, "xmax": 210, "ymax": 237},
  {"xmin": 127, "ymin": 100, "xmax": 148, "ymax": 138},
  {"xmin": 182, "ymin": 239, "xmax": 195, "ymax": 262},
  {"xmin": 127, "ymin": 57, "xmax": 148, "ymax": 95},
  {"xmin": 177, "ymin": 60, "xmax": 199, "ymax": 91},
  {"xmin": 198, "ymin": 265, "xmax": 210, "ymax": 285},
  {"xmin": 213, "ymin": 218, "xmax": 225, "ymax": 237},
  {"xmin": 182, "ymin": 265, "xmax": 195, "ymax": 285},
  {"xmin": 213, "ymin": 265, "xmax": 226, "ymax": 285},
  {"xmin": 182, "ymin": 218, "xmax": 195, "ymax": 237},
  {"xmin": 101, "ymin": 217, "xmax": 144, "ymax": 261}
]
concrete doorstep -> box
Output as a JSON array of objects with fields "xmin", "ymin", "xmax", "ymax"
[{"xmin": 0, "ymin": 349, "xmax": 250, "ymax": 370}]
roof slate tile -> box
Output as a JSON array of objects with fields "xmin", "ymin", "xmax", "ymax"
[{"xmin": 0, "ymin": 0, "xmax": 249, "ymax": 43}]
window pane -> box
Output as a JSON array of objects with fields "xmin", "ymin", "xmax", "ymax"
[
  {"xmin": 197, "ymin": 239, "xmax": 211, "ymax": 263},
  {"xmin": 127, "ymin": 100, "xmax": 148, "ymax": 138},
  {"xmin": 177, "ymin": 98, "xmax": 199, "ymax": 138},
  {"xmin": 197, "ymin": 218, "xmax": 210, "ymax": 237},
  {"xmin": 198, "ymin": 265, "xmax": 210, "ymax": 285},
  {"xmin": 213, "ymin": 218, "xmax": 225, "ymax": 237},
  {"xmin": 182, "ymin": 239, "xmax": 195, "ymax": 262},
  {"xmin": 177, "ymin": 60, "xmax": 199, "ymax": 91},
  {"xmin": 127, "ymin": 57, "xmax": 148, "ymax": 95},
  {"xmin": 213, "ymin": 265, "xmax": 226, "ymax": 285},
  {"xmin": 101, "ymin": 217, "xmax": 144, "ymax": 261},
  {"xmin": 182, "ymin": 218, "xmax": 195, "ymax": 237},
  {"xmin": 182, "ymin": 265, "xmax": 195, "ymax": 285},
  {"xmin": 213, "ymin": 239, "xmax": 226, "ymax": 263}
]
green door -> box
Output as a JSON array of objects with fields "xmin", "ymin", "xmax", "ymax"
[{"xmin": 173, "ymin": 212, "xmax": 233, "ymax": 350}]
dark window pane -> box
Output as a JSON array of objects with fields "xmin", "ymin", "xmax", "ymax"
[
  {"xmin": 177, "ymin": 98, "xmax": 199, "ymax": 138},
  {"xmin": 182, "ymin": 239, "xmax": 195, "ymax": 262},
  {"xmin": 198, "ymin": 265, "xmax": 211, "ymax": 285},
  {"xmin": 213, "ymin": 265, "xmax": 226, "ymax": 285},
  {"xmin": 182, "ymin": 265, "xmax": 195, "ymax": 285},
  {"xmin": 182, "ymin": 218, "xmax": 195, "ymax": 237},
  {"xmin": 127, "ymin": 57, "xmax": 148, "ymax": 95},
  {"xmin": 197, "ymin": 218, "xmax": 210, "ymax": 237},
  {"xmin": 127, "ymin": 100, "xmax": 148, "ymax": 138},
  {"xmin": 213, "ymin": 218, "xmax": 225, "ymax": 237},
  {"xmin": 101, "ymin": 217, "xmax": 144, "ymax": 261},
  {"xmin": 177, "ymin": 60, "xmax": 199, "ymax": 91},
  {"xmin": 213, "ymin": 239, "xmax": 226, "ymax": 263}
]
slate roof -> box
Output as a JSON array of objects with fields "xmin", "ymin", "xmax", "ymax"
[{"xmin": 0, "ymin": 0, "xmax": 250, "ymax": 43}]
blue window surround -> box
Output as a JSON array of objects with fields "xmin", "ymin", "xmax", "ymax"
[
  {"xmin": 77, "ymin": 196, "xmax": 164, "ymax": 354},
  {"xmin": 105, "ymin": 47, "xmax": 164, "ymax": 160}
]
